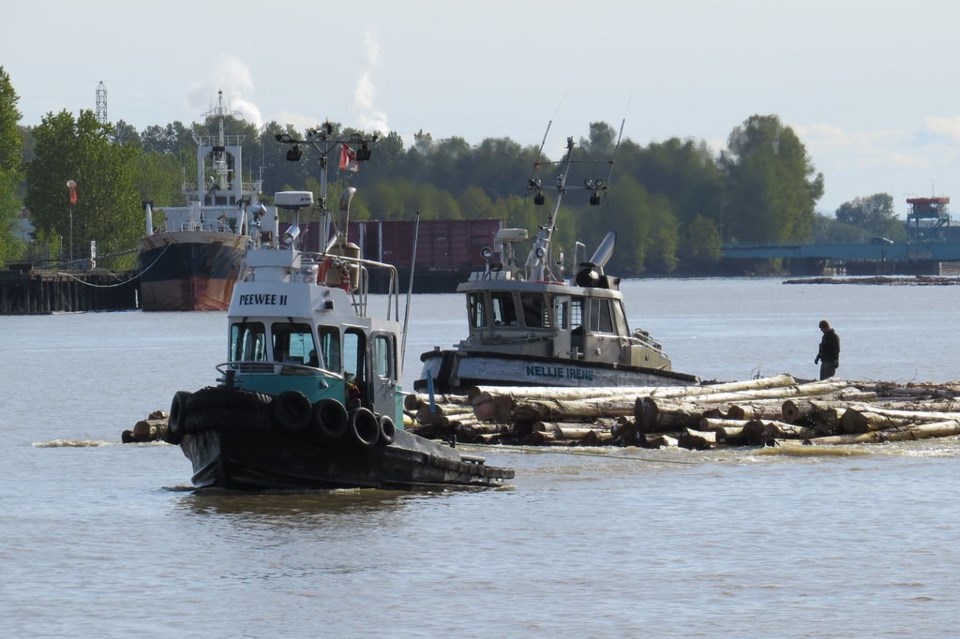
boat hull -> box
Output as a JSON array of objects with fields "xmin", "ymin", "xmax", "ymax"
[
  {"xmin": 178, "ymin": 417, "xmax": 513, "ymax": 491},
  {"xmin": 416, "ymin": 349, "xmax": 700, "ymax": 392},
  {"xmin": 138, "ymin": 231, "xmax": 247, "ymax": 311}
]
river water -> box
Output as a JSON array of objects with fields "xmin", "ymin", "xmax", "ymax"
[{"xmin": 2, "ymin": 278, "xmax": 958, "ymax": 638}]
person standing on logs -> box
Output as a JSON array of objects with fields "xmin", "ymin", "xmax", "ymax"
[{"xmin": 815, "ymin": 320, "xmax": 840, "ymax": 380}]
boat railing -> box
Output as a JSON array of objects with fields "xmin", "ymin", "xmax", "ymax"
[
  {"xmin": 630, "ymin": 328, "xmax": 665, "ymax": 353},
  {"xmin": 217, "ymin": 361, "xmax": 340, "ymax": 382},
  {"xmin": 169, "ymin": 219, "xmax": 240, "ymax": 234},
  {"xmin": 300, "ymin": 250, "xmax": 403, "ymax": 322}
]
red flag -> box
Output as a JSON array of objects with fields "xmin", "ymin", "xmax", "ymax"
[
  {"xmin": 339, "ymin": 144, "xmax": 359, "ymax": 173},
  {"xmin": 67, "ymin": 180, "xmax": 78, "ymax": 205}
]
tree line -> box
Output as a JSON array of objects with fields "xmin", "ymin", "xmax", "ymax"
[{"xmin": 0, "ymin": 66, "xmax": 906, "ymax": 274}]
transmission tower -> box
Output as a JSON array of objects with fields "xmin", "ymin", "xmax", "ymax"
[{"xmin": 96, "ymin": 81, "xmax": 108, "ymax": 124}]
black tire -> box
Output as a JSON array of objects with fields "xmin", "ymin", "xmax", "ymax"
[
  {"xmin": 348, "ymin": 407, "xmax": 380, "ymax": 447},
  {"xmin": 187, "ymin": 386, "xmax": 272, "ymax": 413},
  {"xmin": 378, "ymin": 414, "xmax": 397, "ymax": 446},
  {"xmin": 271, "ymin": 390, "xmax": 312, "ymax": 432},
  {"xmin": 185, "ymin": 386, "xmax": 272, "ymax": 433},
  {"xmin": 312, "ymin": 398, "xmax": 348, "ymax": 440},
  {"xmin": 165, "ymin": 391, "xmax": 191, "ymax": 444}
]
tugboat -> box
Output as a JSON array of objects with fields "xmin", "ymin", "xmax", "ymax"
[
  {"xmin": 417, "ymin": 126, "xmax": 699, "ymax": 393},
  {"xmin": 163, "ymin": 128, "xmax": 514, "ymax": 490},
  {"xmin": 138, "ymin": 90, "xmax": 271, "ymax": 311}
]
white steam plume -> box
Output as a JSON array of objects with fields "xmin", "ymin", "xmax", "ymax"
[
  {"xmin": 354, "ymin": 31, "xmax": 389, "ymax": 134},
  {"xmin": 187, "ymin": 55, "xmax": 264, "ymax": 128}
]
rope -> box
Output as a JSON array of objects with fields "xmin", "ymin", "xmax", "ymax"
[{"xmin": 54, "ymin": 244, "xmax": 172, "ymax": 289}]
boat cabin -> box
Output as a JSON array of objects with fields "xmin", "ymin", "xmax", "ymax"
[
  {"xmin": 223, "ymin": 257, "xmax": 402, "ymax": 423},
  {"xmin": 456, "ymin": 277, "xmax": 672, "ymax": 370}
]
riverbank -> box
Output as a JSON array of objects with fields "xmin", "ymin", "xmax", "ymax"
[{"xmin": 783, "ymin": 275, "xmax": 960, "ymax": 285}]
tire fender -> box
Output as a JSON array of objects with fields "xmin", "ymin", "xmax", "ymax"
[
  {"xmin": 348, "ymin": 407, "xmax": 380, "ymax": 447},
  {"xmin": 270, "ymin": 390, "xmax": 312, "ymax": 432},
  {"xmin": 313, "ymin": 398, "xmax": 348, "ymax": 440},
  {"xmin": 165, "ymin": 390, "xmax": 191, "ymax": 443},
  {"xmin": 378, "ymin": 414, "xmax": 397, "ymax": 446}
]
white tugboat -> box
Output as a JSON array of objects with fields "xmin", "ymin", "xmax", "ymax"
[{"xmin": 417, "ymin": 127, "xmax": 699, "ymax": 393}]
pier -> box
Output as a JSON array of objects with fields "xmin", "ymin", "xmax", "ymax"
[{"xmin": 0, "ymin": 266, "xmax": 139, "ymax": 314}]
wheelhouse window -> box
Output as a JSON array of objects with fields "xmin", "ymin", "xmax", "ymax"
[
  {"xmin": 589, "ymin": 298, "xmax": 615, "ymax": 334},
  {"xmin": 555, "ymin": 299, "xmax": 569, "ymax": 330},
  {"xmin": 468, "ymin": 292, "xmax": 488, "ymax": 328},
  {"xmin": 272, "ymin": 322, "xmax": 317, "ymax": 365},
  {"xmin": 612, "ymin": 300, "xmax": 629, "ymax": 336},
  {"xmin": 372, "ymin": 334, "xmax": 395, "ymax": 380},
  {"xmin": 491, "ymin": 292, "xmax": 518, "ymax": 326},
  {"xmin": 343, "ymin": 328, "xmax": 366, "ymax": 383},
  {"xmin": 520, "ymin": 292, "xmax": 550, "ymax": 328},
  {"xmin": 318, "ymin": 326, "xmax": 341, "ymax": 372},
  {"xmin": 230, "ymin": 321, "xmax": 267, "ymax": 362},
  {"xmin": 570, "ymin": 298, "xmax": 584, "ymax": 332}
]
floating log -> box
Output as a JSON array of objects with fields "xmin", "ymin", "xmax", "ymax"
[
  {"xmin": 581, "ymin": 430, "xmax": 615, "ymax": 446},
  {"xmin": 511, "ymin": 397, "xmax": 635, "ymax": 423},
  {"xmin": 644, "ymin": 433, "xmax": 680, "ymax": 448},
  {"xmin": 678, "ymin": 428, "xmax": 717, "ymax": 450},
  {"xmin": 121, "ymin": 417, "xmax": 167, "ymax": 443},
  {"xmin": 407, "ymin": 375, "xmax": 960, "ymax": 449},
  {"xmin": 809, "ymin": 420, "xmax": 960, "ymax": 445},
  {"xmin": 839, "ymin": 409, "xmax": 914, "ymax": 434},
  {"xmin": 552, "ymin": 425, "xmax": 609, "ymax": 441}
]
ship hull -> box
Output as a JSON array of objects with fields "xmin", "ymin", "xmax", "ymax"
[
  {"xmin": 416, "ymin": 349, "xmax": 700, "ymax": 393},
  {"xmin": 138, "ymin": 231, "xmax": 246, "ymax": 311},
  {"xmin": 180, "ymin": 424, "xmax": 512, "ymax": 491}
]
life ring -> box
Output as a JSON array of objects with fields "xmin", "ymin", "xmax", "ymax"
[
  {"xmin": 348, "ymin": 406, "xmax": 380, "ymax": 447},
  {"xmin": 312, "ymin": 398, "xmax": 348, "ymax": 440},
  {"xmin": 378, "ymin": 414, "xmax": 397, "ymax": 446},
  {"xmin": 317, "ymin": 258, "xmax": 333, "ymax": 284},
  {"xmin": 165, "ymin": 390, "xmax": 191, "ymax": 443},
  {"xmin": 270, "ymin": 390, "xmax": 313, "ymax": 432}
]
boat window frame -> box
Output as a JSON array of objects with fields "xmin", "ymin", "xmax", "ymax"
[
  {"xmin": 343, "ymin": 327, "xmax": 367, "ymax": 389},
  {"xmin": 612, "ymin": 300, "xmax": 630, "ymax": 337},
  {"xmin": 230, "ymin": 320, "xmax": 268, "ymax": 363},
  {"xmin": 554, "ymin": 297, "xmax": 569, "ymax": 330},
  {"xmin": 372, "ymin": 332, "xmax": 396, "ymax": 381},
  {"xmin": 318, "ymin": 325, "xmax": 341, "ymax": 373},
  {"xmin": 588, "ymin": 298, "xmax": 615, "ymax": 335},
  {"xmin": 570, "ymin": 297, "xmax": 584, "ymax": 333},
  {"xmin": 271, "ymin": 320, "xmax": 319, "ymax": 365},
  {"xmin": 520, "ymin": 292, "xmax": 551, "ymax": 329},
  {"xmin": 491, "ymin": 291, "xmax": 518, "ymax": 327},
  {"xmin": 467, "ymin": 292, "xmax": 488, "ymax": 329}
]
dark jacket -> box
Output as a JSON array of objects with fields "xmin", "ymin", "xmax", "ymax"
[{"xmin": 818, "ymin": 329, "xmax": 840, "ymax": 363}]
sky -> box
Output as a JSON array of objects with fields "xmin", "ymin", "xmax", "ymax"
[{"xmin": 6, "ymin": 0, "xmax": 960, "ymax": 215}]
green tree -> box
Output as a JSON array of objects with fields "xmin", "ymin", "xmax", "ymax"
[
  {"xmin": 458, "ymin": 185, "xmax": 496, "ymax": 219},
  {"xmin": 25, "ymin": 110, "xmax": 142, "ymax": 268},
  {"xmin": 810, "ymin": 213, "xmax": 865, "ymax": 243},
  {"xmin": 835, "ymin": 193, "xmax": 905, "ymax": 240},
  {"xmin": 679, "ymin": 214, "xmax": 723, "ymax": 269},
  {"xmin": 134, "ymin": 150, "xmax": 183, "ymax": 207},
  {"xmin": 0, "ymin": 66, "xmax": 25, "ymax": 265},
  {"xmin": 721, "ymin": 115, "xmax": 824, "ymax": 243},
  {"xmin": 629, "ymin": 137, "xmax": 723, "ymax": 229}
]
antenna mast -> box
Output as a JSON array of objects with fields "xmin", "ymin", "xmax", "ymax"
[{"xmin": 96, "ymin": 81, "xmax": 108, "ymax": 125}]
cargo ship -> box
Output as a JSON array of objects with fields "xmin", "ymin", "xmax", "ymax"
[{"xmin": 137, "ymin": 91, "xmax": 273, "ymax": 311}]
